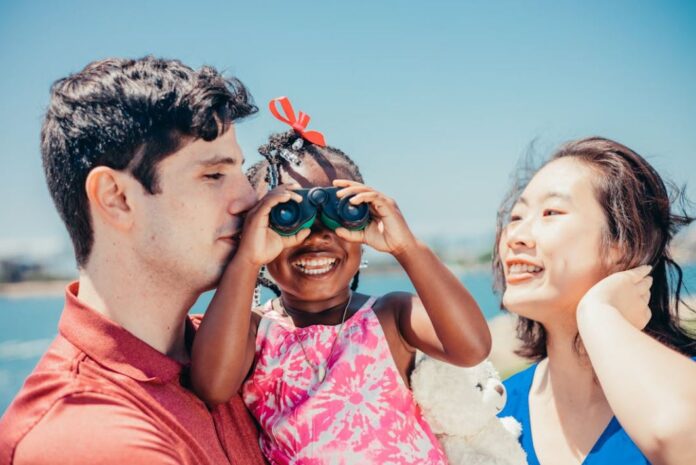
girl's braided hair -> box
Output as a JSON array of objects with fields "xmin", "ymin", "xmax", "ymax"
[{"xmin": 249, "ymin": 130, "xmax": 365, "ymax": 299}]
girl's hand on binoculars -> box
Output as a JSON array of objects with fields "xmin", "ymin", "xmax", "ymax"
[
  {"xmin": 237, "ymin": 184, "xmax": 311, "ymax": 267},
  {"xmin": 333, "ymin": 179, "xmax": 417, "ymax": 256}
]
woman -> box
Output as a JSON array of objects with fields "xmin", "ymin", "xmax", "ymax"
[{"xmin": 495, "ymin": 137, "xmax": 696, "ymax": 465}]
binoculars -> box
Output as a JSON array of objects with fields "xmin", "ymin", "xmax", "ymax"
[{"xmin": 269, "ymin": 187, "xmax": 370, "ymax": 236}]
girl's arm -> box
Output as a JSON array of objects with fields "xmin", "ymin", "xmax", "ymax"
[
  {"xmin": 391, "ymin": 242, "xmax": 491, "ymax": 366},
  {"xmin": 577, "ymin": 266, "xmax": 696, "ymax": 465},
  {"xmin": 191, "ymin": 185, "xmax": 310, "ymax": 405},
  {"xmin": 334, "ymin": 180, "xmax": 491, "ymax": 366},
  {"xmin": 190, "ymin": 257, "xmax": 262, "ymax": 405}
]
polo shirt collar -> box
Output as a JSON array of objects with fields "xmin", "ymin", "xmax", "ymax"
[{"xmin": 58, "ymin": 281, "xmax": 193, "ymax": 384}]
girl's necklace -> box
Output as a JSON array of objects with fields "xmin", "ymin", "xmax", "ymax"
[{"xmin": 277, "ymin": 292, "xmax": 353, "ymax": 383}]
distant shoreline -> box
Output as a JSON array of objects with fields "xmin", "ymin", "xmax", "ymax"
[
  {"xmin": 0, "ymin": 280, "xmax": 73, "ymax": 298},
  {"xmin": 1, "ymin": 267, "xmax": 694, "ymax": 305},
  {"xmin": 0, "ymin": 262, "xmax": 492, "ymax": 298}
]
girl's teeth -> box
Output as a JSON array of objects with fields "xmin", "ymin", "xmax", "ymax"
[
  {"xmin": 292, "ymin": 258, "xmax": 338, "ymax": 275},
  {"xmin": 298, "ymin": 266, "xmax": 333, "ymax": 275}
]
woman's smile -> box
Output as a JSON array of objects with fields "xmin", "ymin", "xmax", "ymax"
[{"xmin": 505, "ymin": 258, "xmax": 545, "ymax": 284}]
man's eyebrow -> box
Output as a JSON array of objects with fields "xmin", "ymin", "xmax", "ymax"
[{"xmin": 197, "ymin": 154, "xmax": 243, "ymax": 166}]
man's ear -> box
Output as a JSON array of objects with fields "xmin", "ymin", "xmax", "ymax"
[{"xmin": 85, "ymin": 167, "xmax": 134, "ymax": 230}]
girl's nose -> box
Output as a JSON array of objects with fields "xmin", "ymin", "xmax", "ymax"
[{"xmin": 306, "ymin": 220, "xmax": 334, "ymax": 243}]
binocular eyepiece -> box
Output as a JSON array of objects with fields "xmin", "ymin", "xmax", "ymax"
[{"xmin": 269, "ymin": 187, "xmax": 370, "ymax": 236}]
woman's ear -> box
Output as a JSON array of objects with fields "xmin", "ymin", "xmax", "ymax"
[
  {"xmin": 84, "ymin": 167, "xmax": 134, "ymax": 231},
  {"xmin": 604, "ymin": 240, "xmax": 626, "ymax": 273}
]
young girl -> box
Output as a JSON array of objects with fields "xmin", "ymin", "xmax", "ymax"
[{"xmin": 191, "ymin": 97, "xmax": 492, "ymax": 464}]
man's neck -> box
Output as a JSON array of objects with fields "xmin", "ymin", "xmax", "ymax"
[{"xmin": 77, "ymin": 256, "xmax": 198, "ymax": 363}]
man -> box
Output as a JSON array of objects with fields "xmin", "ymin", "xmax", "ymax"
[{"xmin": 0, "ymin": 56, "xmax": 266, "ymax": 465}]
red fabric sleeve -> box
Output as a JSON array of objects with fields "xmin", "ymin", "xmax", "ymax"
[{"xmin": 13, "ymin": 393, "xmax": 182, "ymax": 465}]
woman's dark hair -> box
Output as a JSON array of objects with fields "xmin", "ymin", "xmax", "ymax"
[
  {"xmin": 492, "ymin": 137, "xmax": 696, "ymax": 359},
  {"xmin": 41, "ymin": 56, "xmax": 257, "ymax": 266},
  {"xmin": 248, "ymin": 130, "xmax": 364, "ymax": 297}
]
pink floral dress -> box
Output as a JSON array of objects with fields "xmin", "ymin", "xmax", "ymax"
[{"xmin": 242, "ymin": 297, "xmax": 447, "ymax": 465}]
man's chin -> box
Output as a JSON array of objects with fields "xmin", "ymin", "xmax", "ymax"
[
  {"xmin": 189, "ymin": 262, "xmax": 226, "ymax": 294},
  {"xmin": 207, "ymin": 266, "xmax": 228, "ymax": 291},
  {"xmin": 191, "ymin": 247, "xmax": 241, "ymax": 292}
]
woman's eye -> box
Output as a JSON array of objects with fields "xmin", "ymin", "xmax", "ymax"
[
  {"xmin": 204, "ymin": 173, "xmax": 224, "ymax": 180},
  {"xmin": 509, "ymin": 214, "xmax": 522, "ymax": 222},
  {"xmin": 543, "ymin": 209, "xmax": 562, "ymax": 216},
  {"xmin": 475, "ymin": 383, "xmax": 484, "ymax": 391}
]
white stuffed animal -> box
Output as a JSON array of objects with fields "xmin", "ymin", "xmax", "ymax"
[{"xmin": 411, "ymin": 354, "xmax": 527, "ymax": 465}]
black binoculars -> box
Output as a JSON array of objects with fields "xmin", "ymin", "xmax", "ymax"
[{"xmin": 269, "ymin": 187, "xmax": 370, "ymax": 236}]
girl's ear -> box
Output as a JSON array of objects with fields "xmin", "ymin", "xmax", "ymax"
[{"xmin": 84, "ymin": 167, "xmax": 134, "ymax": 231}]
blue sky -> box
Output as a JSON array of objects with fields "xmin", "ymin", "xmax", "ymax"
[{"xmin": 1, "ymin": 1, "xmax": 695, "ymax": 257}]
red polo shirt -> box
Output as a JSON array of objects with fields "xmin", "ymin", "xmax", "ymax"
[{"xmin": 0, "ymin": 282, "xmax": 266, "ymax": 465}]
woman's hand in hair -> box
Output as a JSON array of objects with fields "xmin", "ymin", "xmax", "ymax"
[
  {"xmin": 577, "ymin": 263, "xmax": 696, "ymax": 465},
  {"xmin": 577, "ymin": 265, "xmax": 653, "ymax": 329}
]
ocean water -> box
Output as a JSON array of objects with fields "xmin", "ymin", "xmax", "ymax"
[{"xmin": 1, "ymin": 265, "xmax": 694, "ymax": 414}]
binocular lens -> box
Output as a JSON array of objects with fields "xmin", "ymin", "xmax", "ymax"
[
  {"xmin": 338, "ymin": 198, "xmax": 370, "ymax": 228},
  {"xmin": 269, "ymin": 187, "xmax": 371, "ymax": 235},
  {"xmin": 341, "ymin": 203, "xmax": 364, "ymax": 220},
  {"xmin": 270, "ymin": 202, "xmax": 301, "ymax": 232}
]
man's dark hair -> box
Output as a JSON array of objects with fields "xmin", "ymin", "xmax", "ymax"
[{"xmin": 41, "ymin": 56, "xmax": 257, "ymax": 266}]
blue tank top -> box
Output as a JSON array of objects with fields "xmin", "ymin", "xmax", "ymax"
[{"xmin": 499, "ymin": 363, "xmax": 651, "ymax": 464}]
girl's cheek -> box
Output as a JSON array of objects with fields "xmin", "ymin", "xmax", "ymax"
[{"xmin": 265, "ymin": 261, "xmax": 284, "ymax": 284}]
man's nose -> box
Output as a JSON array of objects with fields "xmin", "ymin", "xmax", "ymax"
[{"xmin": 228, "ymin": 176, "xmax": 258, "ymax": 216}]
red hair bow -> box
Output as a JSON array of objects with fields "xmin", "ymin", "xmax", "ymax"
[{"xmin": 269, "ymin": 96, "xmax": 326, "ymax": 147}]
